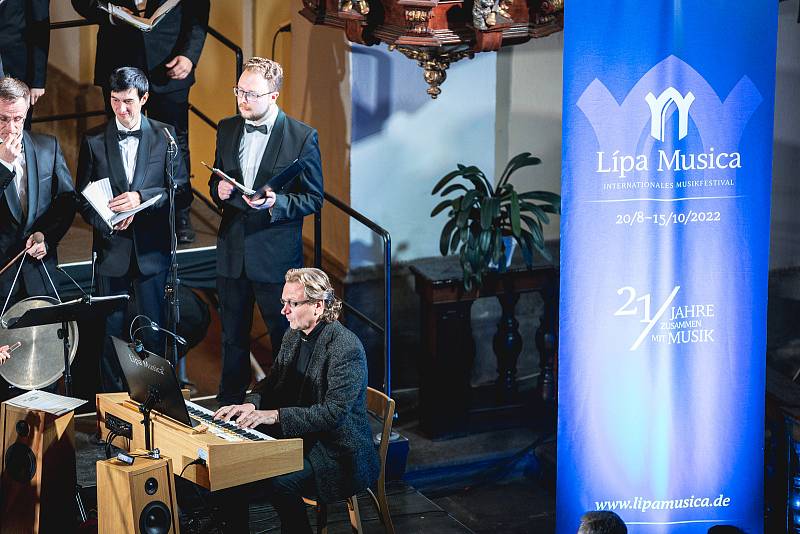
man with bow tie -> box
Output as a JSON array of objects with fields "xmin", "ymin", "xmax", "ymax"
[
  {"xmin": 71, "ymin": 0, "xmax": 209, "ymax": 244},
  {"xmin": 76, "ymin": 67, "xmax": 190, "ymax": 392},
  {"xmin": 0, "ymin": 77, "xmax": 75, "ymax": 306},
  {"xmin": 209, "ymin": 57, "xmax": 324, "ymax": 406}
]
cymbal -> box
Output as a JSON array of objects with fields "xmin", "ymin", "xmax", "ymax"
[{"xmin": 0, "ymin": 296, "xmax": 79, "ymax": 390}]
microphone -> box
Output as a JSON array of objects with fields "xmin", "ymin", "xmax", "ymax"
[
  {"xmin": 132, "ymin": 321, "xmax": 187, "ymax": 348},
  {"xmin": 56, "ymin": 266, "xmax": 89, "ymax": 299},
  {"xmin": 90, "ymin": 251, "xmax": 97, "ymax": 296},
  {"xmin": 162, "ymin": 127, "xmax": 177, "ymax": 148}
]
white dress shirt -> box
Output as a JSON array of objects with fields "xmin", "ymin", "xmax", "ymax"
[
  {"xmin": 0, "ymin": 146, "xmax": 27, "ymax": 218},
  {"xmin": 239, "ymin": 104, "xmax": 279, "ymax": 190},
  {"xmin": 116, "ymin": 116, "xmax": 141, "ymax": 185}
]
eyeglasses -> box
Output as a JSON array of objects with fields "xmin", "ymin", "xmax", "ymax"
[
  {"xmin": 280, "ymin": 298, "xmax": 312, "ymax": 309},
  {"xmin": 0, "ymin": 115, "xmax": 25, "ymax": 126},
  {"xmin": 233, "ymin": 87, "xmax": 272, "ymax": 102}
]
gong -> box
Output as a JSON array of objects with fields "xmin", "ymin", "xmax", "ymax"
[{"xmin": 0, "ymin": 296, "xmax": 79, "ymax": 390}]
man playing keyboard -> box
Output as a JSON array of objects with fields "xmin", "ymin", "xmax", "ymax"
[{"xmin": 213, "ymin": 267, "xmax": 379, "ymax": 534}]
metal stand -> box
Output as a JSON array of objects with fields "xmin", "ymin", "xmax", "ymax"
[
  {"xmin": 139, "ymin": 386, "xmax": 160, "ymax": 451},
  {"xmin": 58, "ymin": 320, "xmax": 74, "ymax": 396},
  {"xmin": 164, "ymin": 141, "xmax": 181, "ymax": 369}
]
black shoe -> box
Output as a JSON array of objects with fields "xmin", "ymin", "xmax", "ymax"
[{"xmin": 177, "ymin": 217, "xmax": 196, "ymax": 244}]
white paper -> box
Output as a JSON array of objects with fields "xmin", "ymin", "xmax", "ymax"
[
  {"xmin": 202, "ymin": 161, "xmax": 256, "ymax": 196},
  {"xmin": 81, "ymin": 178, "xmax": 162, "ymax": 230},
  {"xmin": 5, "ymin": 390, "xmax": 87, "ymax": 416},
  {"xmin": 99, "ymin": 0, "xmax": 181, "ymax": 32}
]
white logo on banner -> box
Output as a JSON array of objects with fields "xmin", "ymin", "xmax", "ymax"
[{"xmin": 645, "ymin": 87, "xmax": 696, "ymax": 142}]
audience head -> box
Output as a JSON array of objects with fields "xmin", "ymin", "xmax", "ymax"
[
  {"xmin": 236, "ymin": 57, "xmax": 282, "ymax": 122},
  {"xmin": 707, "ymin": 526, "xmax": 745, "ymax": 534},
  {"xmin": 282, "ymin": 268, "xmax": 342, "ymax": 333},
  {"xmin": 0, "ymin": 77, "xmax": 31, "ymax": 138},
  {"xmin": 108, "ymin": 67, "xmax": 150, "ymax": 129},
  {"xmin": 577, "ymin": 511, "xmax": 627, "ymax": 534}
]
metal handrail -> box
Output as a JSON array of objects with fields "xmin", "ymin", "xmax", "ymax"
[{"xmin": 315, "ymin": 194, "xmax": 392, "ymax": 398}]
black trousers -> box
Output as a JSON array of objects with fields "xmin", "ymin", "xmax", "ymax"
[
  {"xmin": 216, "ymin": 275, "xmax": 288, "ymax": 405},
  {"xmin": 216, "ymin": 458, "xmax": 317, "ymax": 534},
  {"xmin": 97, "ymin": 262, "xmax": 167, "ymax": 393}
]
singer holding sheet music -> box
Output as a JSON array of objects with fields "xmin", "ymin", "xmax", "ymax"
[
  {"xmin": 76, "ymin": 67, "xmax": 190, "ymax": 392},
  {"xmin": 0, "ymin": 77, "xmax": 76, "ymax": 305},
  {"xmin": 71, "ymin": 0, "xmax": 209, "ymax": 244},
  {"xmin": 209, "ymin": 58, "xmax": 323, "ymax": 406}
]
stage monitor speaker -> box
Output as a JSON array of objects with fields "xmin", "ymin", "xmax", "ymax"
[
  {"xmin": 97, "ymin": 454, "xmax": 180, "ymax": 534},
  {"xmin": 0, "ymin": 402, "xmax": 77, "ymax": 533}
]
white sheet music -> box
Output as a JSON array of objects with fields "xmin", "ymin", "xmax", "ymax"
[
  {"xmin": 5, "ymin": 390, "xmax": 87, "ymax": 416},
  {"xmin": 81, "ymin": 178, "xmax": 162, "ymax": 230},
  {"xmin": 99, "ymin": 0, "xmax": 181, "ymax": 32}
]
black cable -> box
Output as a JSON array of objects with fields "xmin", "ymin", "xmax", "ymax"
[
  {"xmin": 271, "ymin": 23, "xmax": 291, "ymax": 60},
  {"xmin": 104, "ymin": 431, "xmax": 118, "ymax": 460},
  {"xmin": 179, "ymin": 457, "xmax": 206, "ymax": 478}
]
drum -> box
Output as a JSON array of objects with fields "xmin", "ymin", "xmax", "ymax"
[{"xmin": 0, "ymin": 296, "xmax": 79, "ymax": 390}]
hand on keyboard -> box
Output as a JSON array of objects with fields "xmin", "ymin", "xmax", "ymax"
[
  {"xmin": 213, "ymin": 402, "xmax": 257, "ymax": 422},
  {"xmin": 237, "ymin": 408, "xmax": 279, "ymax": 429}
]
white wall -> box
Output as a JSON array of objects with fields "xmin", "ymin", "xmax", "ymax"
[
  {"xmin": 496, "ymin": 32, "xmax": 564, "ymax": 242},
  {"xmin": 349, "ymin": 45, "xmax": 496, "ymax": 267}
]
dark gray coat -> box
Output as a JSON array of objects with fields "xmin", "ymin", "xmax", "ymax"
[{"xmin": 252, "ymin": 321, "xmax": 380, "ymax": 503}]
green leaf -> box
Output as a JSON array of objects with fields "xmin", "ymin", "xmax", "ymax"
[
  {"xmin": 498, "ymin": 153, "xmax": 542, "ymax": 189},
  {"xmin": 430, "ymin": 199, "xmax": 453, "ymax": 217},
  {"xmin": 510, "ymin": 190, "xmax": 521, "ymax": 238},
  {"xmin": 456, "ymin": 205, "xmax": 471, "ymax": 229},
  {"xmin": 492, "ymin": 232, "xmax": 503, "ymax": 264},
  {"xmin": 439, "ymin": 218, "xmax": 457, "ymax": 256},
  {"xmin": 438, "ymin": 183, "xmax": 469, "ymax": 198},
  {"xmin": 519, "ymin": 201, "xmax": 549, "ymax": 224},
  {"xmin": 518, "ymin": 190, "xmax": 561, "ymax": 207},
  {"xmin": 460, "ymin": 190, "xmax": 479, "ymax": 213},
  {"xmin": 431, "ymin": 169, "xmax": 463, "ymax": 194},
  {"xmin": 449, "ymin": 227, "xmax": 461, "ymax": 253},
  {"xmin": 480, "ymin": 201, "xmax": 493, "ymax": 230},
  {"xmin": 517, "ymin": 231, "xmax": 534, "ymax": 266},
  {"xmin": 478, "ymin": 229, "xmax": 492, "ymax": 255}
]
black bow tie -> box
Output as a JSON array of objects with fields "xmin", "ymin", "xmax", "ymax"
[
  {"xmin": 117, "ymin": 129, "xmax": 142, "ymax": 141},
  {"xmin": 244, "ymin": 123, "xmax": 268, "ymax": 135}
]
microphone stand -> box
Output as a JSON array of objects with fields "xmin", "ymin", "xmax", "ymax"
[{"xmin": 164, "ymin": 134, "xmax": 181, "ymax": 370}]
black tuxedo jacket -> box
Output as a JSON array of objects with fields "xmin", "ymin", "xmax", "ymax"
[
  {"xmin": 76, "ymin": 117, "xmax": 190, "ymax": 277},
  {"xmin": 0, "ymin": 0, "xmax": 50, "ymax": 89},
  {"xmin": 0, "ymin": 132, "xmax": 76, "ymax": 287},
  {"xmin": 209, "ymin": 111, "xmax": 324, "ymax": 284},
  {"xmin": 71, "ymin": 0, "xmax": 209, "ymax": 93}
]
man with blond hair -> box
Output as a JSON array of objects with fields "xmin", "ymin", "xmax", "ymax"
[
  {"xmin": 214, "ymin": 268, "xmax": 378, "ymax": 533},
  {"xmin": 209, "ymin": 57, "xmax": 324, "ymax": 406}
]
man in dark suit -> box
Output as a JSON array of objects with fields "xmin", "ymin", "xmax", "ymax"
[
  {"xmin": 0, "ymin": 0, "xmax": 50, "ymax": 125},
  {"xmin": 76, "ymin": 67, "xmax": 190, "ymax": 392},
  {"xmin": 209, "ymin": 57, "xmax": 324, "ymax": 406},
  {"xmin": 0, "ymin": 77, "xmax": 75, "ymax": 303},
  {"xmin": 214, "ymin": 268, "xmax": 379, "ymax": 534},
  {"xmin": 71, "ymin": 0, "xmax": 209, "ymax": 243}
]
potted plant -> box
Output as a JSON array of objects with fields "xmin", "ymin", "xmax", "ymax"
[{"xmin": 430, "ymin": 152, "xmax": 561, "ymax": 290}]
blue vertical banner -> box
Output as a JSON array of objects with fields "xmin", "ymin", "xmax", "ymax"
[{"xmin": 557, "ymin": 2, "xmax": 777, "ymax": 533}]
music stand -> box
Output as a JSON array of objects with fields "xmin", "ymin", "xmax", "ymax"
[
  {"xmin": 112, "ymin": 337, "xmax": 194, "ymax": 450},
  {"xmin": 6, "ymin": 295, "xmax": 129, "ymax": 396}
]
